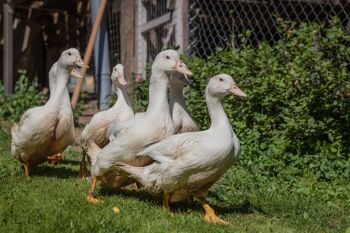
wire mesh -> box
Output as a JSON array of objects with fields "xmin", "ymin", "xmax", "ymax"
[
  {"xmin": 142, "ymin": 0, "xmax": 175, "ymax": 63},
  {"xmin": 187, "ymin": 0, "xmax": 350, "ymax": 57},
  {"xmin": 107, "ymin": 0, "xmax": 121, "ymax": 67}
]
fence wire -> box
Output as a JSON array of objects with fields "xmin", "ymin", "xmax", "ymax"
[
  {"xmin": 142, "ymin": 0, "xmax": 175, "ymax": 63},
  {"xmin": 107, "ymin": 0, "xmax": 121, "ymax": 67},
  {"xmin": 188, "ymin": 0, "xmax": 350, "ymax": 57}
]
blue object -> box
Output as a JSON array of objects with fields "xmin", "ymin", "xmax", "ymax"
[{"xmin": 91, "ymin": 0, "xmax": 111, "ymax": 109}]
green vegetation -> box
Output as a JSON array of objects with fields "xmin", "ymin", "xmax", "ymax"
[
  {"xmin": 0, "ymin": 71, "xmax": 46, "ymax": 122},
  {"xmin": 183, "ymin": 18, "xmax": 350, "ymax": 180}
]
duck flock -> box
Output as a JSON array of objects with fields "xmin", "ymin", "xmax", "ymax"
[{"xmin": 10, "ymin": 48, "xmax": 247, "ymax": 224}]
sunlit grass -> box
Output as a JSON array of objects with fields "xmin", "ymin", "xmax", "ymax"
[{"xmin": 0, "ymin": 123, "xmax": 349, "ymax": 233}]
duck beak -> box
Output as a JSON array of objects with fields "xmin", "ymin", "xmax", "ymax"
[
  {"xmin": 70, "ymin": 68, "xmax": 83, "ymax": 79},
  {"xmin": 228, "ymin": 84, "xmax": 247, "ymax": 97},
  {"xmin": 174, "ymin": 60, "xmax": 193, "ymax": 76},
  {"xmin": 74, "ymin": 59, "xmax": 89, "ymax": 68},
  {"xmin": 118, "ymin": 73, "xmax": 127, "ymax": 86},
  {"xmin": 179, "ymin": 74, "xmax": 192, "ymax": 86}
]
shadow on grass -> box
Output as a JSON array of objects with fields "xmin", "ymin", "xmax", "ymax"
[
  {"xmin": 98, "ymin": 184, "xmax": 261, "ymax": 216},
  {"xmin": 100, "ymin": 184, "xmax": 159, "ymax": 203},
  {"xmin": 60, "ymin": 159, "xmax": 81, "ymax": 166},
  {"xmin": 30, "ymin": 164, "xmax": 79, "ymax": 178}
]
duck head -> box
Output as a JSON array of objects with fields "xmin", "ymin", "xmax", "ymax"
[
  {"xmin": 153, "ymin": 50, "xmax": 193, "ymax": 77},
  {"xmin": 111, "ymin": 64, "xmax": 127, "ymax": 86},
  {"xmin": 58, "ymin": 48, "xmax": 89, "ymax": 77},
  {"xmin": 207, "ymin": 74, "xmax": 247, "ymax": 99}
]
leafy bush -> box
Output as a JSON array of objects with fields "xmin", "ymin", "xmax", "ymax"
[
  {"xmin": 72, "ymin": 92, "xmax": 88, "ymax": 127},
  {"xmin": 0, "ymin": 71, "xmax": 46, "ymax": 122},
  {"xmin": 183, "ymin": 18, "xmax": 350, "ymax": 180}
]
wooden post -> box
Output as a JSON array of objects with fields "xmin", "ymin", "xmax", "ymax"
[
  {"xmin": 174, "ymin": 0, "xmax": 189, "ymax": 54},
  {"xmin": 135, "ymin": 0, "xmax": 147, "ymax": 78},
  {"xmin": 120, "ymin": 0, "xmax": 136, "ymax": 88},
  {"xmin": 182, "ymin": 0, "xmax": 189, "ymax": 54},
  {"xmin": 3, "ymin": 1, "xmax": 13, "ymax": 96},
  {"xmin": 71, "ymin": 0, "xmax": 108, "ymax": 108}
]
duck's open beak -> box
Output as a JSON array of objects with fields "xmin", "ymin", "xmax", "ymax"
[
  {"xmin": 70, "ymin": 68, "xmax": 83, "ymax": 79},
  {"xmin": 174, "ymin": 60, "xmax": 193, "ymax": 76},
  {"xmin": 179, "ymin": 74, "xmax": 192, "ymax": 86},
  {"xmin": 228, "ymin": 84, "xmax": 247, "ymax": 97},
  {"xmin": 118, "ymin": 73, "xmax": 127, "ymax": 86},
  {"xmin": 74, "ymin": 59, "xmax": 89, "ymax": 68}
]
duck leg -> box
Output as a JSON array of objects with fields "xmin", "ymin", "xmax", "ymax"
[
  {"xmin": 79, "ymin": 152, "xmax": 89, "ymax": 178},
  {"xmin": 47, "ymin": 153, "xmax": 63, "ymax": 165},
  {"xmin": 162, "ymin": 193, "xmax": 171, "ymax": 210},
  {"xmin": 87, "ymin": 176, "xmax": 101, "ymax": 203},
  {"xmin": 197, "ymin": 197, "xmax": 228, "ymax": 224},
  {"xmin": 23, "ymin": 161, "xmax": 29, "ymax": 177}
]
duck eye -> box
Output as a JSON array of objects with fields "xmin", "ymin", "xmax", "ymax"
[
  {"xmin": 68, "ymin": 52, "xmax": 72, "ymax": 56},
  {"xmin": 219, "ymin": 78, "xmax": 224, "ymax": 82},
  {"xmin": 166, "ymin": 56, "xmax": 170, "ymax": 59}
]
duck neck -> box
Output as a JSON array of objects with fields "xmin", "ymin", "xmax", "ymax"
[
  {"xmin": 48, "ymin": 62, "xmax": 57, "ymax": 94},
  {"xmin": 206, "ymin": 90, "xmax": 231, "ymax": 130},
  {"xmin": 170, "ymin": 83, "xmax": 186, "ymax": 112},
  {"xmin": 47, "ymin": 65, "xmax": 70, "ymax": 107},
  {"xmin": 113, "ymin": 83, "xmax": 132, "ymax": 111},
  {"xmin": 146, "ymin": 68, "xmax": 170, "ymax": 114}
]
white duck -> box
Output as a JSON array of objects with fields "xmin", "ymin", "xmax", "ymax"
[
  {"xmin": 117, "ymin": 74, "xmax": 247, "ymax": 224},
  {"xmin": 79, "ymin": 64, "xmax": 133, "ymax": 178},
  {"xmin": 45, "ymin": 62, "xmax": 82, "ymax": 165},
  {"xmin": 170, "ymin": 72, "xmax": 199, "ymax": 133},
  {"xmin": 86, "ymin": 50, "xmax": 192, "ymax": 202},
  {"xmin": 11, "ymin": 48, "xmax": 88, "ymax": 176}
]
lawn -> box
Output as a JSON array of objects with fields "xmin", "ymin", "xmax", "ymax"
[{"xmin": 0, "ymin": 124, "xmax": 349, "ymax": 233}]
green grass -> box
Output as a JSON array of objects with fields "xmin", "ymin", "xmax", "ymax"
[{"xmin": 0, "ymin": 124, "xmax": 349, "ymax": 232}]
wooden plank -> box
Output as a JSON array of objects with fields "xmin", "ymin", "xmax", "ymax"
[
  {"xmin": 140, "ymin": 12, "xmax": 171, "ymax": 33},
  {"xmin": 71, "ymin": 0, "xmax": 107, "ymax": 108},
  {"xmin": 120, "ymin": 0, "xmax": 136, "ymax": 90},
  {"xmin": 136, "ymin": 0, "xmax": 147, "ymax": 77},
  {"xmin": 181, "ymin": 0, "xmax": 189, "ymax": 54},
  {"xmin": 3, "ymin": 2, "xmax": 13, "ymax": 96}
]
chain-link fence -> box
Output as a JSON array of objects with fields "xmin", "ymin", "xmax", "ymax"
[
  {"xmin": 107, "ymin": 0, "xmax": 121, "ymax": 67},
  {"xmin": 187, "ymin": 0, "xmax": 350, "ymax": 57},
  {"xmin": 142, "ymin": 0, "xmax": 176, "ymax": 63}
]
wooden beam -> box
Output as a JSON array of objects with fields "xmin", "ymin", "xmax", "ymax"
[
  {"xmin": 181, "ymin": 0, "xmax": 189, "ymax": 54},
  {"xmin": 120, "ymin": 0, "xmax": 135, "ymax": 89},
  {"xmin": 3, "ymin": 2, "xmax": 13, "ymax": 96},
  {"xmin": 140, "ymin": 12, "xmax": 171, "ymax": 33},
  {"xmin": 71, "ymin": 0, "xmax": 107, "ymax": 109},
  {"xmin": 135, "ymin": 0, "xmax": 147, "ymax": 77}
]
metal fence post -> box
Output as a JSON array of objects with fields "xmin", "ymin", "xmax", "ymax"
[{"xmin": 3, "ymin": 1, "xmax": 13, "ymax": 96}]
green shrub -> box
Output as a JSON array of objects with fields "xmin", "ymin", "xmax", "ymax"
[
  {"xmin": 0, "ymin": 71, "xmax": 46, "ymax": 122},
  {"xmin": 183, "ymin": 18, "xmax": 350, "ymax": 180}
]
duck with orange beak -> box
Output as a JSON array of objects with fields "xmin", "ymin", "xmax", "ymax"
[
  {"xmin": 79, "ymin": 64, "xmax": 134, "ymax": 178},
  {"xmin": 116, "ymin": 74, "xmax": 246, "ymax": 224},
  {"xmin": 11, "ymin": 48, "xmax": 88, "ymax": 176}
]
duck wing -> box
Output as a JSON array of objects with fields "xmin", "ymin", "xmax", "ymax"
[
  {"xmin": 54, "ymin": 117, "xmax": 72, "ymax": 139},
  {"xmin": 137, "ymin": 133, "xmax": 199, "ymax": 162}
]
